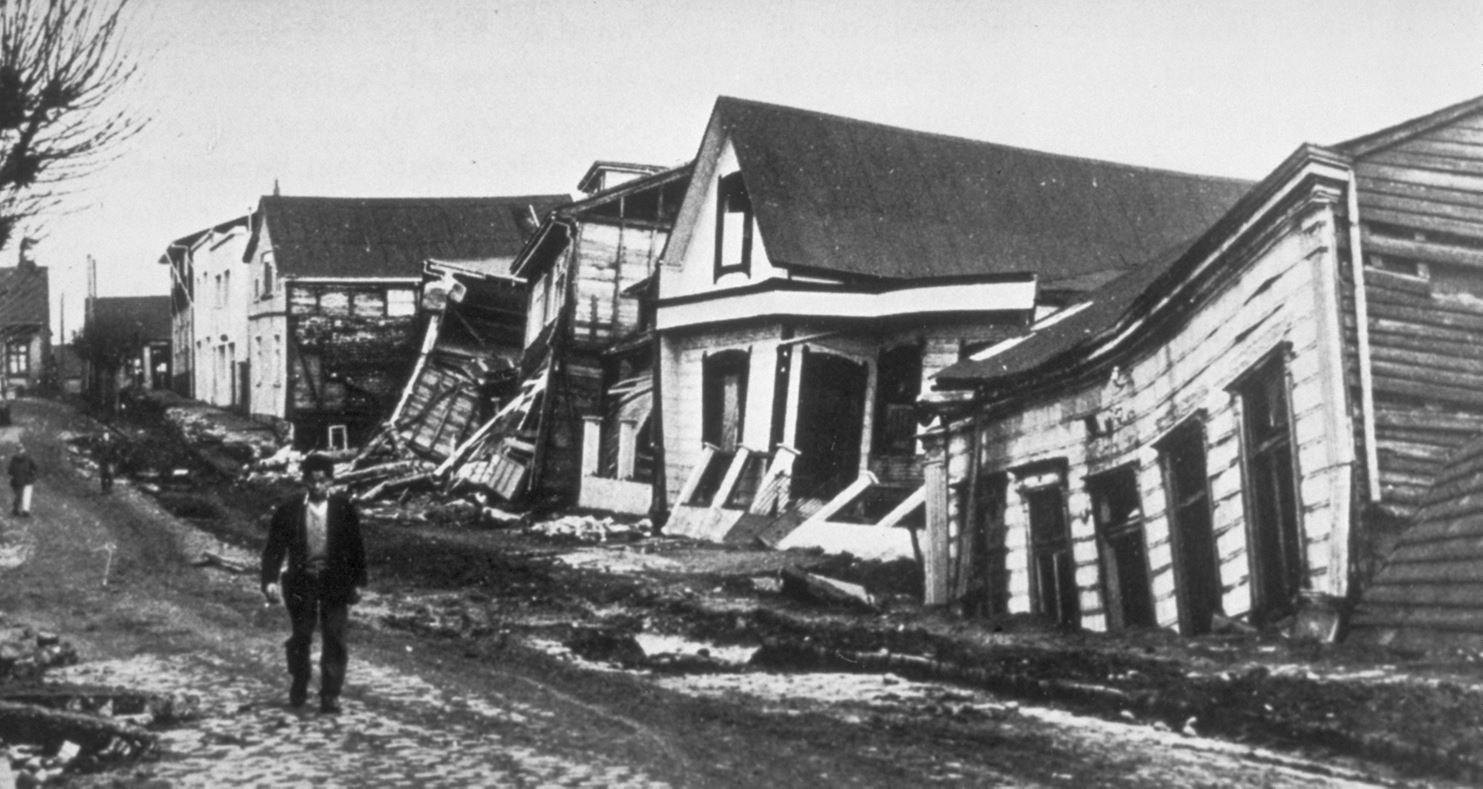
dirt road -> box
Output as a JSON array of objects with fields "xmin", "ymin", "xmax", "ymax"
[{"xmin": 0, "ymin": 399, "xmax": 1450, "ymax": 786}]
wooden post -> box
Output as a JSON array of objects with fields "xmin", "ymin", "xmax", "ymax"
[
  {"xmin": 922, "ymin": 435, "xmax": 951, "ymax": 606},
  {"xmin": 617, "ymin": 418, "xmax": 638, "ymax": 479},
  {"xmin": 800, "ymin": 472, "xmax": 878, "ymax": 529},
  {"xmin": 675, "ymin": 443, "xmax": 718, "ymax": 506},
  {"xmin": 581, "ymin": 415, "xmax": 602, "ymax": 476},
  {"xmin": 710, "ymin": 446, "xmax": 754, "ymax": 508}
]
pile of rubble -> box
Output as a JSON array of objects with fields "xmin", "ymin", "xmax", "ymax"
[
  {"xmin": 525, "ymin": 515, "xmax": 650, "ymax": 543},
  {"xmin": 0, "ymin": 621, "xmax": 172, "ymax": 783}
]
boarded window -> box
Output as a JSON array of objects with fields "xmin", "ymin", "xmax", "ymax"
[
  {"xmin": 319, "ymin": 291, "xmax": 350, "ymax": 316},
  {"xmin": 702, "ymin": 349, "xmax": 749, "ymax": 453},
  {"xmin": 714, "ymin": 171, "xmax": 753, "ymax": 279},
  {"xmin": 352, "ymin": 290, "xmax": 387, "ymax": 316},
  {"xmin": 1158, "ymin": 419, "xmax": 1221, "ymax": 636},
  {"xmin": 1087, "ymin": 466, "xmax": 1155, "ymax": 630},
  {"xmin": 1025, "ymin": 482, "xmax": 1079, "ymax": 628},
  {"xmin": 874, "ymin": 344, "xmax": 922, "ymax": 455},
  {"xmin": 387, "ymin": 288, "xmax": 416, "ymax": 316},
  {"xmin": 1234, "ymin": 352, "xmax": 1305, "ymax": 623}
]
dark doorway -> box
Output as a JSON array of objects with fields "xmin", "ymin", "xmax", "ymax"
[
  {"xmin": 1026, "ymin": 484, "xmax": 1080, "ymax": 628},
  {"xmin": 1087, "ymin": 466, "xmax": 1155, "ymax": 630},
  {"xmin": 792, "ymin": 349, "xmax": 867, "ymax": 497},
  {"xmin": 965, "ymin": 471, "xmax": 1010, "ymax": 617},
  {"xmin": 1235, "ymin": 353, "xmax": 1306, "ymax": 624},
  {"xmin": 701, "ymin": 349, "xmax": 750, "ymax": 452},
  {"xmin": 1159, "ymin": 420, "xmax": 1222, "ymax": 635}
]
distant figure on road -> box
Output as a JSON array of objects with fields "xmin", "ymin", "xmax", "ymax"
[
  {"xmin": 96, "ymin": 432, "xmax": 117, "ymax": 494},
  {"xmin": 8, "ymin": 445, "xmax": 36, "ymax": 517},
  {"xmin": 260, "ymin": 453, "xmax": 366, "ymax": 714}
]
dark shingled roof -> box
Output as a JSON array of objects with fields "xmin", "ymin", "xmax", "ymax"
[
  {"xmin": 90, "ymin": 295, "xmax": 170, "ymax": 342},
  {"xmin": 716, "ymin": 97, "xmax": 1255, "ymax": 281},
  {"xmin": 1351, "ymin": 432, "xmax": 1483, "ymax": 652},
  {"xmin": 0, "ymin": 264, "xmax": 48, "ymax": 329},
  {"xmin": 248, "ymin": 194, "xmax": 570, "ymax": 278},
  {"xmin": 933, "ymin": 243, "xmax": 1191, "ymax": 388}
]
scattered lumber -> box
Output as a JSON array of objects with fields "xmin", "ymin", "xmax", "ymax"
[
  {"xmin": 196, "ymin": 551, "xmax": 251, "ymax": 574},
  {"xmin": 780, "ymin": 566, "xmax": 879, "ymax": 612},
  {"xmin": 0, "ymin": 700, "xmax": 156, "ymax": 756}
]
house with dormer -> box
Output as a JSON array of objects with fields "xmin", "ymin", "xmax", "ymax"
[
  {"xmin": 242, "ymin": 193, "xmax": 566, "ymax": 449},
  {"xmin": 653, "ymin": 97, "xmax": 1252, "ymax": 549}
]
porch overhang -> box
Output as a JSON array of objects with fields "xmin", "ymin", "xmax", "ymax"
[{"xmin": 655, "ymin": 278, "xmax": 1037, "ymax": 331}]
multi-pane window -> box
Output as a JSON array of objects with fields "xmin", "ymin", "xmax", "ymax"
[
  {"xmin": 874, "ymin": 344, "xmax": 922, "ymax": 455},
  {"xmin": 5, "ymin": 341, "xmax": 26, "ymax": 376},
  {"xmin": 1158, "ymin": 419, "xmax": 1221, "ymax": 636},
  {"xmin": 1087, "ymin": 466, "xmax": 1155, "ymax": 630},
  {"xmin": 714, "ymin": 171, "xmax": 753, "ymax": 279},
  {"xmin": 1025, "ymin": 481, "xmax": 1079, "ymax": 628},
  {"xmin": 1234, "ymin": 352, "xmax": 1305, "ymax": 623}
]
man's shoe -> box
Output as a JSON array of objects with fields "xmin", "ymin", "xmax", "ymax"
[
  {"xmin": 319, "ymin": 697, "xmax": 341, "ymax": 715},
  {"xmin": 289, "ymin": 681, "xmax": 308, "ymax": 708}
]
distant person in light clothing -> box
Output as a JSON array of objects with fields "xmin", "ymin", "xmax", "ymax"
[
  {"xmin": 260, "ymin": 453, "xmax": 367, "ymax": 714},
  {"xmin": 8, "ymin": 445, "xmax": 36, "ymax": 517}
]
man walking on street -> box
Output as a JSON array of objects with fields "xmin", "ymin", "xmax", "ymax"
[
  {"xmin": 260, "ymin": 453, "xmax": 367, "ymax": 714},
  {"xmin": 8, "ymin": 446, "xmax": 37, "ymax": 517}
]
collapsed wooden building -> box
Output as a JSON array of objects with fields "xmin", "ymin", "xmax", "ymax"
[
  {"xmin": 376, "ymin": 162, "xmax": 691, "ymax": 508},
  {"xmin": 918, "ymin": 94, "xmax": 1483, "ymax": 641},
  {"xmin": 242, "ymin": 193, "xmax": 565, "ymax": 449}
]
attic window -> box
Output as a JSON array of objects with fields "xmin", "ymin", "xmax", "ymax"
[{"xmin": 714, "ymin": 171, "xmax": 753, "ymax": 279}]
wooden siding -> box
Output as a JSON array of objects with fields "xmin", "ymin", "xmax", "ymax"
[
  {"xmin": 948, "ymin": 200, "xmax": 1351, "ymax": 632},
  {"xmin": 288, "ymin": 282, "xmax": 421, "ymax": 445},
  {"xmin": 569, "ymin": 222, "xmax": 665, "ymax": 348},
  {"xmin": 1343, "ymin": 110, "xmax": 1483, "ymax": 650},
  {"xmin": 1344, "ymin": 109, "xmax": 1483, "ymax": 528}
]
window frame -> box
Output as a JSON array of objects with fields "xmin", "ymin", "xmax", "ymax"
[{"xmin": 714, "ymin": 171, "xmax": 753, "ymax": 280}]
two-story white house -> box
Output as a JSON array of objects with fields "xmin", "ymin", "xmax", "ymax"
[
  {"xmin": 653, "ymin": 97, "xmax": 1252, "ymax": 547},
  {"xmin": 159, "ymin": 215, "xmax": 252, "ymax": 407}
]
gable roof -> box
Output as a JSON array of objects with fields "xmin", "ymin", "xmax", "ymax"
[
  {"xmin": 158, "ymin": 215, "xmax": 252, "ymax": 267},
  {"xmin": 89, "ymin": 295, "xmax": 170, "ymax": 342},
  {"xmin": 707, "ymin": 96, "xmax": 1254, "ymax": 282},
  {"xmin": 245, "ymin": 194, "xmax": 570, "ymax": 279},
  {"xmin": 931, "ymin": 142, "xmax": 1353, "ymax": 392},
  {"xmin": 0, "ymin": 264, "xmax": 48, "ymax": 330},
  {"xmin": 1338, "ymin": 92, "xmax": 1483, "ymax": 157}
]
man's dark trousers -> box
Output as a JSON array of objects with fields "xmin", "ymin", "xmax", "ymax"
[{"xmin": 284, "ymin": 569, "xmax": 349, "ymax": 701}]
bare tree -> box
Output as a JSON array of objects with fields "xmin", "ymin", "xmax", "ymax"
[{"xmin": 0, "ymin": 0, "xmax": 142, "ymax": 248}]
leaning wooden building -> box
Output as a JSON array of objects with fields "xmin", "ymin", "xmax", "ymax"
[{"xmin": 923, "ymin": 94, "xmax": 1483, "ymax": 641}]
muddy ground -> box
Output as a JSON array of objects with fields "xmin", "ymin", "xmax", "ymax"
[{"xmin": 85, "ymin": 395, "xmax": 1483, "ymax": 785}]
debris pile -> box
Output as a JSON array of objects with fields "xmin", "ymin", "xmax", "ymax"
[
  {"xmin": 0, "ymin": 622, "xmax": 166, "ymax": 780},
  {"xmin": 526, "ymin": 515, "xmax": 649, "ymax": 543},
  {"xmin": 0, "ymin": 627, "xmax": 75, "ymax": 682}
]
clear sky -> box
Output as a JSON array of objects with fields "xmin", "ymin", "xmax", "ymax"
[{"xmin": 32, "ymin": 0, "xmax": 1483, "ymax": 339}]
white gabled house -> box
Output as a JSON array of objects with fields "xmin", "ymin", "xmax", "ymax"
[{"xmin": 653, "ymin": 97, "xmax": 1251, "ymax": 551}]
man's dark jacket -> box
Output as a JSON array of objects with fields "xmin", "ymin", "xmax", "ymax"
[{"xmin": 260, "ymin": 494, "xmax": 367, "ymax": 602}]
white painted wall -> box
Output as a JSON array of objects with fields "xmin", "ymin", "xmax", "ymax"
[{"xmin": 948, "ymin": 196, "xmax": 1354, "ymax": 632}]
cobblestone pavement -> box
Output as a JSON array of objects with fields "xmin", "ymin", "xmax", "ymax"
[{"xmin": 57, "ymin": 651, "xmax": 672, "ymax": 788}]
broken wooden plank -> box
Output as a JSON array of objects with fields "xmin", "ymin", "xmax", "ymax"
[
  {"xmin": 0, "ymin": 700, "xmax": 156, "ymax": 755},
  {"xmin": 196, "ymin": 551, "xmax": 250, "ymax": 574},
  {"xmin": 779, "ymin": 566, "xmax": 879, "ymax": 612}
]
